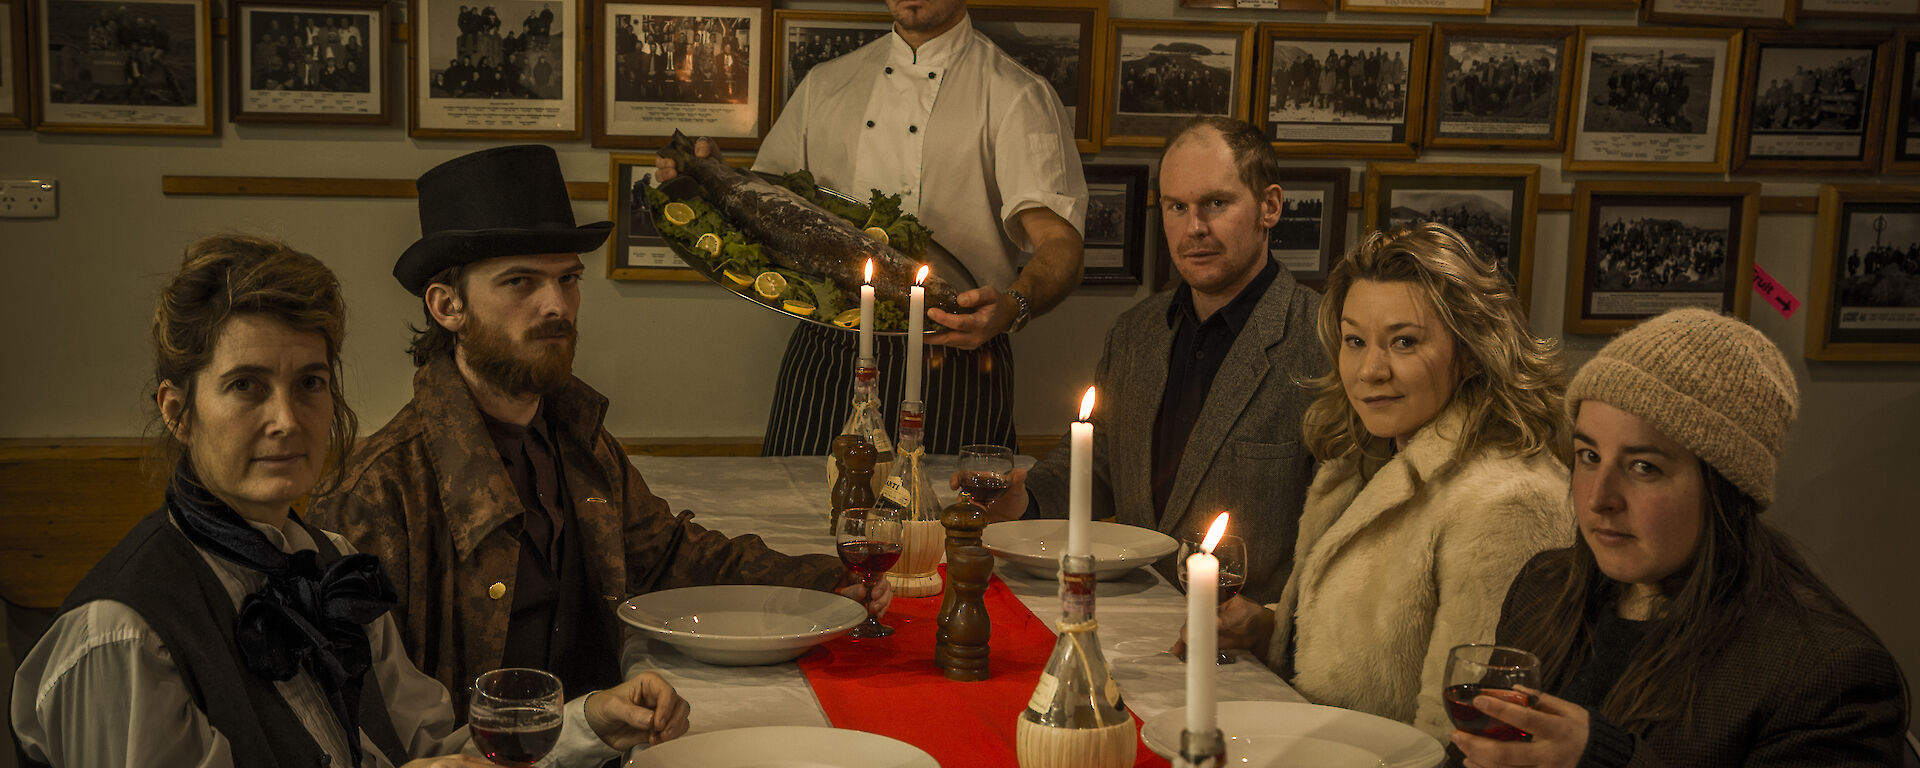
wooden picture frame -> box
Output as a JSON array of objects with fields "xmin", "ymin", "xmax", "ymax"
[
  {"xmin": 592, "ymin": 0, "xmax": 769, "ymax": 149},
  {"xmin": 1566, "ymin": 26, "xmax": 1740, "ymax": 174},
  {"xmin": 972, "ymin": 0, "xmax": 1106, "ymax": 154},
  {"xmin": 1888, "ymin": 32, "xmax": 1920, "ymax": 174},
  {"xmin": 1, "ymin": 0, "xmax": 29, "ymax": 127},
  {"xmin": 1255, "ymin": 23, "xmax": 1429, "ymax": 160},
  {"xmin": 1733, "ymin": 30, "xmax": 1892, "ymax": 175},
  {"xmin": 1178, "ymin": 0, "xmax": 1331, "ymax": 9},
  {"xmin": 34, "ymin": 0, "xmax": 213, "ymax": 134},
  {"xmin": 1495, "ymin": 0, "xmax": 1636, "ymax": 6},
  {"xmin": 1806, "ymin": 184, "xmax": 1920, "ymax": 361},
  {"xmin": 606, "ymin": 151, "xmax": 754, "ymax": 280},
  {"xmin": 229, "ymin": 0, "xmax": 390, "ymax": 125},
  {"xmin": 1341, "ymin": 0, "xmax": 1488, "ymax": 14},
  {"xmin": 769, "ymin": 10, "xmax": 886, "ymax": 122},
  {"xmin": 1566, "ymin": 180, "xmax": 1758, "ymax": 335},
  {"xmin": 1269, "ymin": 166, "xmax": 1348, "ymax": 286},
  {"xmin": 1794, "ymin": 0, "xmax": 1919, "ymax": 20},
  {"xmin": 410, "ymin": 0, "xmax": 581, "ymax": 139},
  {"xmin": 1425, "ymin": 23, "xmax": 1576, "ymax": 152},
  {"xmin": 1364, "ymin": 162, "xmax": 1540, "ymax": 310},
  {"xmin": 1644, "ymin": 0, "xmax": 1793, "ymax": 26},
  {"xmin": 1102, "ymin": 19, "xmax": 1252, "ymax": 148},
  {"xmin": 1079, "ymin": 164, "xmax": 1147, "ymax": 285}
]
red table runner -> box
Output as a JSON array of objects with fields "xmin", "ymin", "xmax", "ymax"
[{"xmin": 798, "ymin": 568, "xmax": 1170, "ymax": 767}]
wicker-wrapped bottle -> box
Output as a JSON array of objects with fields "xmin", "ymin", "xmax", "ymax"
[
  {"xmin": 875, "ymin": 400, "xmax": 943, "ymax": 598},
  {"xmin": 1015, "ymin": 553, "xmax": 1135, "ymax": 768}
]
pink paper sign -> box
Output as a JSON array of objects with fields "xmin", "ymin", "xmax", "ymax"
[{"xmin": 1752, "ymin": 264, "xmax": 1800, "ymax": 319}]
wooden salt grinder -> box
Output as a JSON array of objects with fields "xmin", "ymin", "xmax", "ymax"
[{"xmin": 937, "ymin": 490, "xmax": 992, "ymax": 681}]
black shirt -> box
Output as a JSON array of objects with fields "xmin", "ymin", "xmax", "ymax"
[
  {"xmin": 1560, "ymin": 605, "xmax": 1652, "ymax": 711},
  {"xmin": 1150, "ymin": 258, "xmax": 1280, "ymax": 515}
]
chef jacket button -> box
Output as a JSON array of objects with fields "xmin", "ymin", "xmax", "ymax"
[
  {"xmin": 909, "ymin": 125, "xmax": 918, "ymax": 133},
  {"xmin": 866, "ymin": 120, "xmax": 875, "ymax": 128},
  {"xmin": 885, "ymin": 66, "xmax": 893, "ymax": 74},
  {"xmin": 928, "ymin": 72, "xmax": 936, "ymax": 79},
  {"xmin": 489, "ymin": 582, "xmax": 506, "ymax": 599}
]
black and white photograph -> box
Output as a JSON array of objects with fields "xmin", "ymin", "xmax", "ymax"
[
  {"xmin": 1255, "ymin": 24, "xmax": 1426, "ymax": 158},
  {"xmin": 1389, "ymin": 189, "xmax": 1514, "ymax": 274},
  {"xmin": 1645, "ymin": 0, "xmax": 1793, "ymax": 25},
  {"xmin": 1366, "ymin": 163, "xmax": 1537, "ymax": 304},
  {"xmin": 1079, "ymin": 164, "xmax": 1147, "ymax": 284},
  {"xmin": 3, "ymin": 0, "xmax": 25, "ymax": 127},
  {"xmin": 975, "ymin": 17, "xmax": 1079, "ymax": 123},
  {"xmin": 1266, "ymin": 167, "xmax": 1347, "ymax": 282},
  {"xmin": 1568, "ymin": 29, "xmax": 1737, "ymax": 172},
  {"xmin": 1105, "ymin": 21, "xmax": 1249, "ymax": 145},
  {"xmin": 231, "ymin": 1, "xmax": 387, "ymax": 123},
  {"xmin": 1889, "ymin": 34, "xmax": 1920, "ymax": 172},
  {"xmin": 773, "ymin": 11, "xmax": 887, "ymax": 108},
  {"xmin": 608, "ymin": 154, "xmax": 707, "ymax": 280},
  {"xmin": 1272, "ymin": 192, "xmax": 1327, "ymax": 258},
  {"xmin": 35, "ymin": 0, "xmax": 212, "ymax": 132},
  {"xmin": 1427, "ymin": 24, "xmax": 1573, "ymax": 150},
  {"xmin": 1568, "ymin": 182, "xmax": 1759, "ymax": 335},
  {"xmin": 411, "ymin": 0, "xmax": 578, "ymax": 137},
  {"xmin": 595, "ymin": 0, "xmax": 766, "ymax": 148},
  {"xmin": 1341, "ymin": 0, "xmax": 1488, "ymax": 12},
  {"xmin": 1808, "ymin": 186, "xmax": 1920, "ymax": 359},
  {"xmin": 1736, "ymin": 33, "xmax": 1888, "ymax": 172}
]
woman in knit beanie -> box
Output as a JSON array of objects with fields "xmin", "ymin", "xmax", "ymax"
[{"xmin": 1451, "ymin": 308, "xmax": 1908, "ymax": 768}]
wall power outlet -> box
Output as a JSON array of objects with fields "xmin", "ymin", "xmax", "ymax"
[{"xmin": 0, "ymin": 180, "xmax": 58, "ymax": 219}]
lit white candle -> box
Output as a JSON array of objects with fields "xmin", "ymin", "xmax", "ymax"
[
  {"xmin": 859, "ymin": 259, "xmax": 875, "ymax": 363},
  {"xmin": 1186, "ymin": 513, "xmax": 1229, "ymax": 735},
  {"xmin": 1068, "ymin": 386, "xmax": 1095, "ymax": 560},
  {"xmin": 904, "ymin": 265, "xmax": 928, "ymax": 401}
]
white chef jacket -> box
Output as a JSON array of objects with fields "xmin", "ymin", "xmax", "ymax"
[{"xmin": 754, "ymin": 14, "xmax": 1087, "ymax": 291}]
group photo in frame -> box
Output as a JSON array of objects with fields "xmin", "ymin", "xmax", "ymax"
[
  {"xmin": 1425, "ymin": 23, "xmax": 1576, "ymax": 152},
  {"xmin": 1807, "ymin": 184, "xmax": 1920, "ymax": 361},
  {"xmin": 34, "ymin": 0, "xmax": 212, "ymax": 134},
  {"xmin": 593, "ymin": 0, "xmax": 769, "ymax": 149},
  {"xmin": 229, "ymin": 0, "xmax": 389, "ymax": 125},
  {"xmin": 1078, "ymin": 164, "xmax": 1146, "ymax": 285},
  {"xmin": 972, "ymin": 0, "xmax": 1105, "ymax": 154},
  {"xmin": 1267, "ymin": 166, "xmax": 1348, "ymax": 285},
  {"xmin": 769, "ymin": 9, "xmax": 885, "ymax": 119},
  {"xmin": 1566, "ymin": 180, "xmax": 1758, "ymax": 335},
  {"xmin": 1364, "ymin": 162, "xmax": 1539, "ymax": 308},
  {"xmin": 1888, "ymin": 31, "xmax": 1920, "ymax": 173},
  {"xmin": 1254, "ymin": 23, "xmax": 1428, "ymax": 159},
  {"xmin": 1340, "ymin": 0, "xmax": 1488, "ymax": 14},
  {"xmin": 1566, "ymin": 26, "xmax": 1741, "ymax": 174},
  {"xmin": 1733, "ymin": 30, "xmax": 1891, "ymax": 174},
  {"xmin": 1794, "ymin": 0, "xmax": 1920, "ymax": 19},
  {"xmin": 3, "ymin": 0, "xmax": 27, "ymax": 127},
  {"xmin": 409, "ymin": 0, "xmax": 580, "ymax": 138},
  {"xmin": 1102, "ymin": 19, "xmax": 1251, "ymax": 147},
  {"xmin": 1644, "ymin": 0, "xmax": 1794, "ymax": 26}
]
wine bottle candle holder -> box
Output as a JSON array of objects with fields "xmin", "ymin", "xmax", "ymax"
[{"xmin": 879, "ymin": 400, "xmax": 943, "ymax": 598}]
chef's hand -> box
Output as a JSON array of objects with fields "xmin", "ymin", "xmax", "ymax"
[
  {"xmin": 1452, "ymin": 687, "xmax": 1588, "ymax": 768},
  {"xmin": 652, "ymin": 136, "xmax": 722, "ymax": 183},
  {"xmin": 585, "ymin": 671, "xmax": 692, "ymax": 749},
  {"xmin": 927, "ymin": 286, "xmax": 1015, "ymax": 350},
  {"xmin": 837, "ymin": 571, "xmax": 894, "ymax": 619}
]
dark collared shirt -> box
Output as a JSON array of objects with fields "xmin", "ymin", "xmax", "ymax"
[{"xmin": 1151, "ymin": 258, "xmax": 1280, "ymax": 515}]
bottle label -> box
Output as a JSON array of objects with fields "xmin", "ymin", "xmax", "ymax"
[
  {"xmin": 880, "ymin": 476, "xmax": 912, "ymax": 508},
  {"xmin": 869, "ymin": 428, "xmax": 894, "ymax": 454},
  {"xmin": 1062, "ymin": 590, "xmax": 1094, "ymax": 618},
  {"xmin": 1026, "ymin": 671, "xmax": 1059, "ymax": 713}
]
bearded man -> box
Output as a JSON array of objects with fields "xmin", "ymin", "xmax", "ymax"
[{"xmin": 309, "ymin": 145, "xmax": 889, "ymax": 713}]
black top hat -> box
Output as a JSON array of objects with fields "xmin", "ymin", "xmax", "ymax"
[{"xmin": 394, "ymin": 144, "xmax": 613, "ymax": 295}]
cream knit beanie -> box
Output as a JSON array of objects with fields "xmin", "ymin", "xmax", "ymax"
[{"xmin": 1566, "ymin": 308, "xmax": 1799, "ymax": 508}]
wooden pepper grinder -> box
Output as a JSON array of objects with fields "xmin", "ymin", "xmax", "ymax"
[
  {"xmin": 937, "ymin": 489, "xmax": 992, "ymax": 681},
  {"xmin": 829, "ymin": 435, "xmax": 876, "ymax": 534}
]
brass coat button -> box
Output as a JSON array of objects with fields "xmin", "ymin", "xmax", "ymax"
[{"xmin": 489, "ymin": 582, "xmax": 506, "ymax": 600}]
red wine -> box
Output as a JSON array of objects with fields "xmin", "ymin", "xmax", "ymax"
[
  {"xmin": 471, "ymin": 708, "xmax": 562, "ymax": 766},
  {"xmin": 958, "ymin": 471, "xmax": 1011, "ymax": 506},
  {"xmin": 1178, "ymin": 572, "xmax": 1247, "ymax": 604},
  {"xmin": 1444, "ymin": 684, "xmax": 1534, "ymax": 741},
  {"xmin": 838, "ymin": 540, "xmax": 903, "ymax": 580}
]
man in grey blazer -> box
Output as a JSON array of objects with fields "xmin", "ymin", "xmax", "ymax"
[{"xmin": 976, "ymin": 116, "xmax": 1324, "ymax": 603}]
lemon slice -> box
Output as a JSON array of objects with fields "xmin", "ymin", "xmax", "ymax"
[
  {"xmin": 783, "ymin": 299, "xmax": 816, "ymax": 316},
  {"xmin": 832, "ymin": 308, "xmax": 862, "ymax": 328},
  {"xmin": 695, "ymin": 233, "xmax": 722, "ymax": 256},
  {"xmin": 662, "ymin": 202, "xmax": 696, "ymax": 227},
  {"xmin": 722, "ymin": 269, "xmax": 753, "ymax": 288},
  {"xmin": 863, "ymin": 226, "xmax": 890, "ymax": 245},
  {"xmin": 754, "ymin": 271, "xmax": 787, "ymax": 301}
]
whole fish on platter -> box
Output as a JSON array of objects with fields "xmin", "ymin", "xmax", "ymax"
[{"xmin": 656, "ymin": 131, "xmax": 968, "ymax": 314}]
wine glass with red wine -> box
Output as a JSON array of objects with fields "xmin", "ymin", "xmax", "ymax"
[
  {"xmin": 469, "ymin": 668, "xmax": 564, "ymax": 767},
  {"xmin": 956, "ymin": 445, "xmax": 1014, "ymax": 507},
  {"xmin": 1176, "ymin": 533, "xmax": 1247, "ymax": 665},
  {"xmin": 836, "ymin": 507, "xmax": 903, "ymax": 638},
  {"xmin": 1444, "ymin": 644, "xmax": 1541, "ymax": 742}
]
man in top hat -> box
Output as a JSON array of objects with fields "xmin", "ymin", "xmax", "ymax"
[{"xmin": 309, "ymin": 145, "xmax": 891, "ymax": 711}]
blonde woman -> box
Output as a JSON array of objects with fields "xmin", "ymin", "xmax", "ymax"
[{"xmin": 1216, "ymin": 224, "xmax": 1573, "ymax": 741}]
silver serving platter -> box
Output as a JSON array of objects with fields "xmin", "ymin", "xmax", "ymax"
[{"xmin": 649, "ymin": 171, "xmax": 977, "ymax": 336}]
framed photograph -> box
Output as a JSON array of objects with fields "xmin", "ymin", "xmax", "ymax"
[
  {"xmin": 34, "ymin": 0, "xmax": 212, "ymax": 134},
  {"xmin": 606, "ymin": 151, "xmax": 755, "ymax": 280},
  {"xmin": 1425, "ymin": 23, "xmax": 1576, "ymax": 152},
  {"xmin": 410, "ymin": 0, "xmax": 579, "ymax": 139},
  {"xmin": 1341, "ymin": 0, "xmax": 1488, "ymax": 13},
  {"xmin": 1566, "ymin": 26, "xmax": 1741, "ymax": 174},
  {"xmin": 229, "ymin": 1, "xmax": 389, "ymax": 124},
  {"xmin": 1103, "ymin": 19, "xmax": 1252, "ymax": 148},
  {"xmin": 1795, "ymin": 0, "xmax": 1919, "ymax": 20},
  {"xmin": 1269, "ymin": 166, "xmax": 1348, "ymax": 285},
  {"xmin": 1078, "ymin": 165, "xmax": 1146, "ymax": 285},
  {"xmin": 1734, "ymin": 31, "xmax": 1892, "ymax": 174},
  {"xmin": 1566, "ymin": 181, "xmax": 1758, "ymax": 335},
  {"xmin": 1255, "ymin": 23, "xmax": 1428, "ymax": 160},
  {"xmin": 1644, "ymin": 0, "xmax": 1792, "ymax": 25},
  {"xmin": 973, "ymin": 0, "xmax": 1105, "ymax": 154},
  {"xmin": 1806, "ymin": 184, "xmax": 1920, "ymax": 361},
  {"xmin": 593, "ymin": 0, "xmax": 768, "ymax": 149},
  {"xmin": 1495, "ymin": 0, "xmax": 1636, "ymax": 6},
  {"xmin": 2, "ymin": 0, "xmax": 28, "ymax": 127},
  {"xmin": 1364, "ymin": 163, "xmax": 1540, "ymax": 309},
  {"xmin": 1178, "ymin": 0, "xmax": 1331, "ymax": 10},
  {"xmin": 770, "ymin": 10, "xmax": 886, "ymax": 121},
  {"xmin": 1888, "ymin": 32, "xmax": 1920, "ymax": 174}
]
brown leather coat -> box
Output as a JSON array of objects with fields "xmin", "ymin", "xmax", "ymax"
[{"xmin": 309, "ymin": 357, "xmax": 842, "ymax": 704}]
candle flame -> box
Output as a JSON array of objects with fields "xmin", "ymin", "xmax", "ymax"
[
  {"xmin": 864, "ymin": 259, "xmax": 874, "ymax": 283},
  {"xmin": 915, "ymin": 265, "xmax": 930, "ymax": 285},
  {"xmin": 1078, "ymin": 386, "xmax": 1096, "ymax": 421},
  {"xmin": 1202, "ymin": 513, "xmax": 1229, "ymax": 553}
]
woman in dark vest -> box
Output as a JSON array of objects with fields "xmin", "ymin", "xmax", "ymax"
[
  {"xmin": 1451, "ymin": 309, "xmax": 1908, "ymax": 768},
  {"xmin": 10, "ymin": 235, "xmax": 690, "ymax": 768}
]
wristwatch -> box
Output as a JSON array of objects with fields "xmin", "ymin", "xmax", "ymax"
[{"xmin": 1007, "ymin": 290, "xmax": 1033, "ymax": 333}]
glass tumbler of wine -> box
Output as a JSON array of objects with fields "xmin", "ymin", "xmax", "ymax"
[
  {"xmin": 956, "ymin": 444, "xmax": 1014, "ymax": 507},
  {"xmin": 469, "ymin": 667, "xmax": 564, "ymax": 767},
  {"xmin": 1176, "ymin": 532, "xmax": 1247, "ymax": 665},
  {"xmin": 1444, "ymin": 644, "xmax": 1541, "ymax": 742},
  {"xmin": 836, "ymin": 507, "xmax": 904, "ymax": 638}
]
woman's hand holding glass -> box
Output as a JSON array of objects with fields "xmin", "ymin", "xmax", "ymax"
[{"xmin": 1450, "ymin": 687, "xmax": 1590, "ymax": 768}]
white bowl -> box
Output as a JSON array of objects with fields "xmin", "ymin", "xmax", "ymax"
[
  {"xmin": 982, "ymin": 519, "xmax": 1178, "ymax": 581},
  {"xmin": 1141, "ymin": 701, "xmax": 1444, "ymax": 768},
  {"xmin": 617, "ymin": 585, "xmax": 866, "ymax": 666},
  {"xmin": 627, "ymin": 726, "xmax": 937, "ymax": 767}
]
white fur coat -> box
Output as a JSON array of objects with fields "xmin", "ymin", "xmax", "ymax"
[{"xmin": 1261, "ymin": 406, "xmax": 1573, "ymax": 742}]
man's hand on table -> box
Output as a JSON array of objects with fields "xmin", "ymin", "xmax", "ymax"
[
  {"xmin": 927, "ymin": 287, "xmax": 1016, "ymax": 350},
  {"xmin": 837, "ymin": 572, "xmax": 894, "ymax": 619},
  {"xmin": 950, "ymin": 467, "xmax": 1029, "ymax": 523},
  {"xmin": 1171, "ymin": 595, "xmax": 1275, "ymax": 659},
  {"xmin": 585, "ymin": 671, "xmax": 692, "ymax": 749},
  {"xmin": 652, "ymin": 137, "xmax": 721, "ymax": 183}
]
